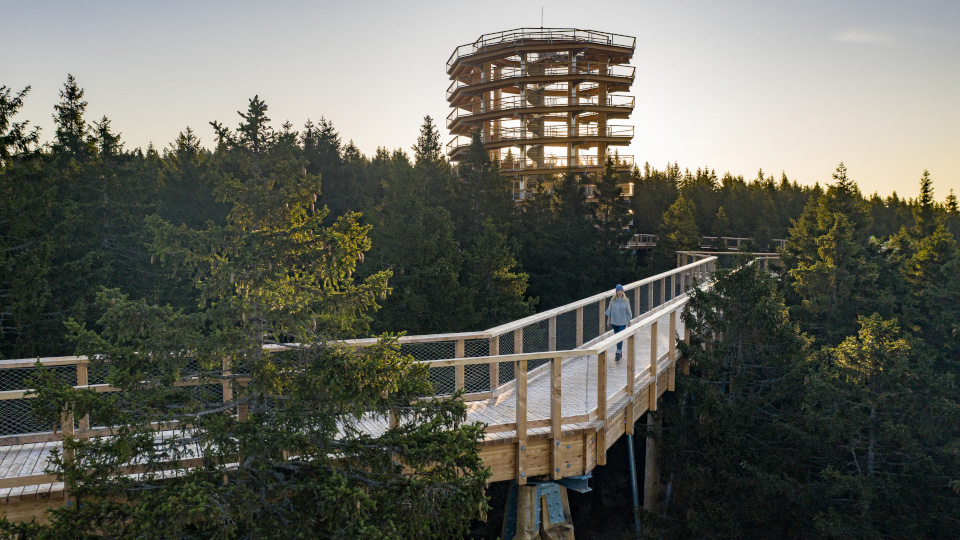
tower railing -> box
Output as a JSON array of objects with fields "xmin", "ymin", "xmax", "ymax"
[
  {"xmin": 447, "ymin": 28, "xmax": 636, "ymax": 70},
  {"xmin": 447, "ymin": 95, "xmax": 635, "ymax": 129}
]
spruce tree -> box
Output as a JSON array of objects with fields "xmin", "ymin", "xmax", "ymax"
[
  {"xmin": 0, "ymin": 84, "xmax": 40, "ymax": 161},
  {"xmin": 781, "ymin": 163, "xmax": 883, "ymax": 345},
  {"xmin": 660, "ymin": 259, "xmax": 810, "ymax": 539},
  {"xmin": 652, "ymin": 194, "xmax": 699, "ymax": 269},
  {"xmin": 912, "ymin": 169, "xmax": 937, "ymax": 237},
  {"xmin": 11, "ymin": 97, "xmax": 490, "ymax": 539}
]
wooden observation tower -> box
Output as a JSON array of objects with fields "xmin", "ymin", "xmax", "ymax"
[{"xmin": 446, "ymin": 28, "xmax": 636, "ymax": 201}]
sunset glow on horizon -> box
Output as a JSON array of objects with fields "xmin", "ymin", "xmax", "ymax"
[{"xmin": 4, "ymin": 0, "xmax": 958, "ymax": 199}]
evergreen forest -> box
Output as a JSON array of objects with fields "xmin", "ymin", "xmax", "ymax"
[{"xmin": 1, "ymin": 78, "xmax": 959, "ymax": 538}]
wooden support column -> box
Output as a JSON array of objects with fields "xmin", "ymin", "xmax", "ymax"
[
  {"xmin": 550, "ymin": 357, "xmax": 562, "ymax": 479},
  {"xmin": 682, "ymin": 326, "xmax": 691, "ymax": 375},
  {"xmin": 597, "ymin": 351, "xmax": 608, "ymax": 465},
  {"xmin": 643, "ymin": 412, "xmax": 660, "ymax": 514},
  {"xmin": 455, "ymin": 339, "xmax": 465, "ymax": 392},
  {"xmin": 548, "ymin": 316, "xmax": 557, "ymax": 351},
  {"xmin": 668, "ymin": 311, "xmax": 677, "ymax": 391},
  {"xmin": 516, "ymin": 358, "xmax": 528, "ymax": 484},
  {"xmin": 541, "ymin": 486, "xmax": 576, "ymax": 539},
  {"xmin": 625, "ymin": 334, "xmax": 636, "ymax": 435},
  {"xmin": 489, "ymin": 335, "xmax": 500, "ymax": 392},
  {"xmin": 649, "ymin": 321, "xmax": 658, "ymax": 411},
  {"xmin": 76, "ymin": 362, "xmax": 89, "ymax": 432},
  {"xmin": 514, "ymin": 484, "xmax": 539, "ymax": 540},
  {"xmin": 575, "ymin": 307, "xmax": 583, "ymax": 346}
]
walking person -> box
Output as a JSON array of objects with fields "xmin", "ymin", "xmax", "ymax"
[{"xmin": 605, "ymin": 284, "xmax": 632, "ymax": 361}]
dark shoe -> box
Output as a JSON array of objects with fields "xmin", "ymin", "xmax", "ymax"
[{"xmin": 615, "ymin": 352, "xmax": 622, "ymax": 362}]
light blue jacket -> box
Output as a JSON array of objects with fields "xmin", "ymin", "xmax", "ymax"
[{"xmin": 605, "ymin": 295, "xmax": 633, "ymax": 326}]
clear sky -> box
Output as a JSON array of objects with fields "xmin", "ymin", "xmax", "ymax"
[{"xmin": 4, "ymin": 0, "xmax": 958, "ymax": 199}]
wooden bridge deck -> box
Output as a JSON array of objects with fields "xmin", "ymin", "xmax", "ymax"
[{"xmin": 0, "ymin": 257, "xmax": 715, "ymax": 522}]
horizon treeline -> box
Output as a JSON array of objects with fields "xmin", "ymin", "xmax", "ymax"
[{"xmin": 2, "ymin": 76, "xmax": 959, "ymax": 360}]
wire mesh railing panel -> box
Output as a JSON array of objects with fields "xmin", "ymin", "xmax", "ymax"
[
  {"xmin": 188, "ymin": 383, "xmax": 224, "ymax": 405},
  {"xmin": 522, "ymin": 319, "xmax": 549, "ymax": 354},
  {"xmin": 0, "ymin": 365, "xmax": 76, "ymax": 391},
  {"xmin": 428, "ymin": 366, "xmax": 456, "ymax": 397},
  {"xmin": 528, "ymin": 358, "xmax": 549, "ymax": 373},
  {"xmin": 498, "ymin": 332, "xmax": 515, "ymax": 357},
  {"xmin": 557, "ymin": 310, "xmax": 578, "ymax": 350},
  {"xmin": 464, "ymin": 364, "xmax": 490, "ymax": 393},
  {"xmin": 465, "ymin": 339, "xmax": 489, "ymax": 358},
  {"xmin": 0, "ymin": 399, "xmax": 48, "ymax": 436},
  {"xmin": 498, "ymin": 359, "xmax": 515, "ymax": 387},
  {"xmin": 583, "ymin": 354, "xmax": 597, "ymax": 416},
  {"xmin": 525, "ymin": 369, "xmax": 551, "ymax": 423},
  {"xmin": 401, "ymin": 341, "xmax": 456, "ymax": 362},
  {"xmin": 583, "ymin": 300, "xmax": 601, "ymax": 343},
  {"xmin": 632, "ymin": 325, "xmax": 648, "ymax": 379}
]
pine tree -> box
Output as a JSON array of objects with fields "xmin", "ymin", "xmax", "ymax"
[
  {"xmin": 912, "ymin": 169, "xmax": 937, "ymax": 237},
  {"xmin": 412, "ymin": 115, "xmax": 455, "ymax": 208},
  {"xmin": 363, "ymin": 151, "xmax": 470, "ymax": 334},
  {"xmin": 801, "ymin": 315, "xmax": 960, "ymax": 538},
  {"xmin": 52, "ymin": 74, "xmax": 95, "ymax": 158},
  {"xmin": 945, "ymin": 189, "xmax": 960, "ymax": 238},
  {"xmin": 14, "ymin": 98, "xmax": 490, "ymax": 538},
  {"xmin": 463, "ymin": 218, "xmax": 536, "ymax": 327},
  {"xmin": 593, "ymin": 157, "xmax": 632, "ymax": 247},
  {"xmin": 782, "ymin": 164, "xmax": 882, "ymax": 344},
  {"xmin": 660, "ymin": 259, "xmax": 810, "ymax": 539},
  {"xmin": 653, "ymin": 194, "xmax": 699, "ymax": 269},
  {"xmin": 452, "ymin": 130, "xmax": 513, "ymax": 238},
  {"xmin": 0, "ymin": 84, "xmax": 40, "ymax": 162}
]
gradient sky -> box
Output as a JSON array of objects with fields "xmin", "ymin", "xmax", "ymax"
[{"xmin": 4, "ymin": 0, "xmax": 958, "ymax": 199}]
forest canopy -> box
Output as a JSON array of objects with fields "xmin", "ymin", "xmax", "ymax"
[{"xmin": 2, "ymin": 76, "xmax": 959, "ymax": 538}]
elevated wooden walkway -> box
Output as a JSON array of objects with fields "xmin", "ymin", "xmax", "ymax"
[{"xmin": 0, "ymin": 257, "xmax": 718, "ymax": 523}]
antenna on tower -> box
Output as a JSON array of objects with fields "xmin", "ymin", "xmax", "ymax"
[{"xmin": 541, "ymin": 6, "xmax": 544, "ymax": 28}]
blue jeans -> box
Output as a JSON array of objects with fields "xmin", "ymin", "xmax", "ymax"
[{"xmin": 612, "ymin": 324, "xmax": 626, "ymax": 353}]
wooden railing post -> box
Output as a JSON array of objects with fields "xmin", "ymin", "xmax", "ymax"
[
  {"xmin": 61, "ymin": 404, "xmax": 75, "ymax": 502},
  {"xmin": 649, "ymin": 321, "xmax": 659, "ymax": 411},
  {"xmin": 550, "ymin": 357, "xmax": 562, "ymax": 479},
  {"xmin": 489, "ymin": 335, "xmax": 500, "ymax": 392},
  {"xmin": 597, "ymin": 351, "xmax": 608, "ymax": 466},
  {"xmin": 548, "ymin": 316, "xmax": 557, "ymax": 351},
  {"xmin": 222, "ymin": 357, "xmax": 233, "ymax": 404},
  {"xmin": 660, "ymin": 277, "xmax": 666, "ymax": 306},
  {"xmin": 669, "ymin": 311, "xmax": 677, "ymax": 392},
  {"xmin": 625, "ymin": 334, "xmax": 636, "ymax": 435},
  {"xmin": 575, "ymin": 307, "xmax": 583, "ymax": 346},
  {"xmin": 514, "ymin": 328, "xmax": 523, "ymax": 355},
  {"xmin": 633, "ymin": 284, "xmax": 640, "ymax": 316},
  {"xmin": 76, "ymin": 362, "xmax": 90, "ymax": 432},
  {"xmin": 516, "ymin": 358, "xmax": 528, "ymax": 484},
  {"xmin": 647, "ymin": 283, "xmax": 654, "ymax": 311},
  {"xmin": 455, "ymin": 339, "xmax": 465, "ymax": 392}
]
